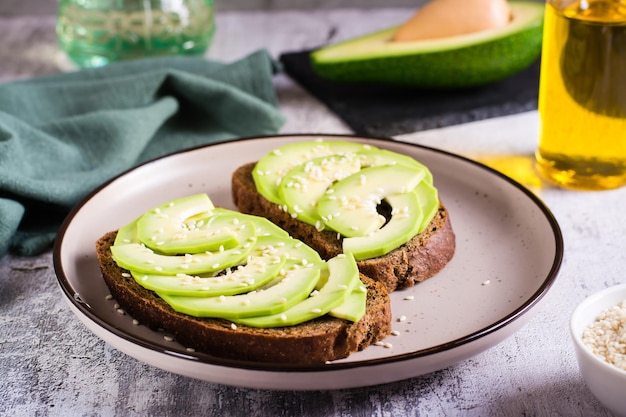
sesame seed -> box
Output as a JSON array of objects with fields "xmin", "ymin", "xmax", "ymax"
[
  {"xmin": 280, "ymin": 314, "xmax": 288, "ymax": 321},
  {"xmin": 391, "ymin": 330, "xmax": 401, "ymax": 336},
  {"xmin": 105, "ymin": 294, "xmax": 113, "ymax": 300},
  {"xmin": 312, "ymin": 308, "xmax": 322, "ymax": 313},
  {"xmin": 132, "ymin": 319, "xmax": 139, "ymax": 326},
  {"xmin": 582, "ymin": 300, "xmax": 626, "ymax": 371},
  {"xmin": 163, "ymin": 335, "xmax": 174, "ymax": 342},
  {"xmin": 403, "ymin": 295, "xmax": 415, "ymax": 300},
  {"xmin": 482, "ymin": 280, "xmax": 491, "ymax": 286},
  {"xmin": 231, "ymin": 323, "xmax": 237, "ymax": 330},
  {"xmin": 398, "ymin": 315, "xmax": 407, "ymax": 322},
  {"xmin": 116, "ymin": 309, "xmax": 125, "ymax": 315}
]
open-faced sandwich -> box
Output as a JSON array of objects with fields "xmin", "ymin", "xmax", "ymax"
[
  {"xmin": 232, "ymin": 140, "xmax": 456, "ymax": 293},
  {"xmin": 96, "ymin": 194, "xmax": 392, "ymax": 364}
]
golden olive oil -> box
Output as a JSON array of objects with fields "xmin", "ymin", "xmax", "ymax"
[{"xmin": 536, "ymin": 0, "xmax": 626, "ymax": 190}]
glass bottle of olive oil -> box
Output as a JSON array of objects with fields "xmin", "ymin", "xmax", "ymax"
[{"xmin": 535, "ymin": 0, "xmax": 626, "ymax": 190}]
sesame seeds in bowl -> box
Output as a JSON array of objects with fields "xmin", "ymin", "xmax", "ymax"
[{"xmin": 570, "ymin": 283, "xmax": 626, "ymax": 417}]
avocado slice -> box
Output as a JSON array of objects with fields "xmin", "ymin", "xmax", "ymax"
[
  {"xmin": 317, "ymin": 164, "xmax": 427, "ymax": 237},
  {"xmin": 252, "ymin": 140, "xmax": 369, "ymax": 205},
  {"xmin": 343, "ymin": 191, "xmax": 424, "ymax": 261},
  {"xmin": 157, "ymin": 263, "xmax": 321, "ymax": 319},
  {"xmin": 135, "ymin": 194, "xmax": 239, "ymax": 255},
  {"xmin": 211, "ymin": 208, "xmax": 290, "ymax": 238},
  {"xmin": 236, "ymin": 253, "xmax": 360, "ymax": 327},
  {"xmin": 110, "ymin": 220, "xmax": 256, "ymax": 275},
  {"xmin": 357, "ymin": 149, "xmax": 433, "ymax": 185},
  {"xmin": 414, "ymin": 180, "xmax": 439, "ymax": 231},
  {"xmin": 248, "ymin": 235, "xmax": 326, "ymax": 270},
  {"xmin": 278, "ymin": 154, "xmax": 362, "ymax": 227},
  {"xmin": 130, "ymin": 255, "xmax": 287, "ymax": 297},
  {"xmin": 329, "ymin": 284, "xmax": 367, "ymax": 322},
  {"xmin": 310, "ymin": 1, "xmax": 544, "ymax": 89}
]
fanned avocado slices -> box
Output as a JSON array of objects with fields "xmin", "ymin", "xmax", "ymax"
[{"xmin": 110, "ymin": 194, "xmax": 367, "ymax": 327}]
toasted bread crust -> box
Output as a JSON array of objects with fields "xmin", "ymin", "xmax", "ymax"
[
  {"xmin": 232, "ymin": 162, "xmax": 456, "ymax": 292},
  {"xmin": 96, "ymin": 231, "xmax": 392, "ymax": 365}
]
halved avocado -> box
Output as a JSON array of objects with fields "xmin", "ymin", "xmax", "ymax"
[{"xmin": 310, "ymin": 1, "xmax": 544, "ymax": 89}]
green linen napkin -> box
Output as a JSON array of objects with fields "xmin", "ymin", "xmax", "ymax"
[{"xmin": 0, "ymin": 49, "xmax": 286, "ymax": 257}]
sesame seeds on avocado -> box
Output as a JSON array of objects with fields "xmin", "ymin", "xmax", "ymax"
[
  {"xmin": 252, "ymin": 140, "xmax": 439, "ymax": 261},
  {"xmin": 109, "ymin": 194, "xmax": 367, "ymax": 327},
  {"xmin": 310, "ymin": 1, "xmax": 544, "ymax": 89}
]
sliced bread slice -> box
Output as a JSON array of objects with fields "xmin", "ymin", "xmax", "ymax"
[
  {"xmin": 232, "ymin": 162, "xmax": 456, "ymax": 292},
  {"xmin": 96, "ymin": 231, "xmax": 392, "ymax": 365}
]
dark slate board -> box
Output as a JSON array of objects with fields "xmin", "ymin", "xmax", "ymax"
[{"xmin": 279, "ymin": 50, "xmax": 541, "ymax": 137}]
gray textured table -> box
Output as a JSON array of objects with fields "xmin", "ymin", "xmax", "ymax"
[{"xmin": 0, "ymin": 5, "xmax": 620, "ymax": 417}]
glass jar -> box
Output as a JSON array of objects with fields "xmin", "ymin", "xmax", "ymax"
[
  {"xmin": 535, "ymin": 0, "xmax": 626, "ymax": 190},
  {"xmin": 56, "ymin": 0, "xmax": 216, "ymax": 68}
]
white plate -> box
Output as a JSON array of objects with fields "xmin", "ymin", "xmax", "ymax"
[{"xmin": 53, "ymin": 135, "xmax": 563, "ymax": 390}]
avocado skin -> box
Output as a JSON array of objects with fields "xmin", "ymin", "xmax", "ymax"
[{"xmin": 310, "ymin": 5, "xmax": 544, "ymax": 89}]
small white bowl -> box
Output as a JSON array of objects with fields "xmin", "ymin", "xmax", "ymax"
[{"xmin": 571, "ymin": 284, "xmax": 626, "ymax": 417}]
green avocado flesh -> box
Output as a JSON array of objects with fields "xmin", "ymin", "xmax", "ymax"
[
  {"xmin": 343, "ymin": 191, "xmax": 423, "ymax": 261},
  {"xmin": 310, "ymin": 2, "xmax": 544, "ymax": 89},
  {"xmin": 252, "ymin": 140, "xmax": 439, "ymax": 260},
  {"xmin": 160, "ymin": 265, "xmax": 321, "ymax": 319},
  {"xmin": 278, "ymin": 154, "xmax": 362, "ymax": 226},
  {"xmin": 135, "ymin": 194, "xmax": 239, "ymax": 255},
  {"xmin": 253, "ymin": 140, "xmax": 371, "ymax": 205},
  {"xmin": 237, "ymin": 253, "xmax": 360, "ymax": 327},
  {"xmin": 317, "ymin": 164, "xmax": 426, "ymax": 238},
  {"xmin": 111, "ymin": 218, "xmax": 255, "ymax": 275},
  {"xmin": 110, "ymin": 194, "xmax": 366, "ymax": 327}
]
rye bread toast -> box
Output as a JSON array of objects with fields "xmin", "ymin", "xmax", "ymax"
[
  {"xmin": 232, "ymin": 162, "xmax": 456, "ymax": 292},
  {"xmin": 96, "ymin": 231, "xmax": 392, "ymax": 365}
]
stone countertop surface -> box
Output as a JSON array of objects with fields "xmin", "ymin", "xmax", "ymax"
[{"xmin": 0, "ymin": 5, "xmax": 621, "ymax": 417}]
